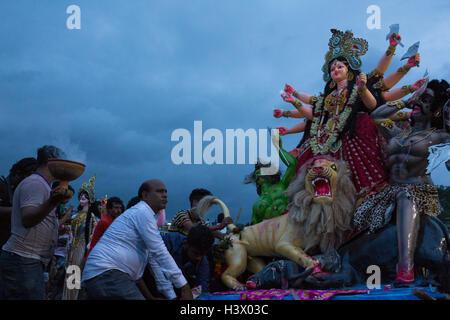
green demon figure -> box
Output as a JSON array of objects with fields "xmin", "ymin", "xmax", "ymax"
[{"xmin": 245, "ymin": 134, "xmax": 298, "ymax": 224}]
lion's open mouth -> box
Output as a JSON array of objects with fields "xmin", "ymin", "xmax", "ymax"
[{"xmin": 312, "ymin": 177, "xmax": 332, "ymax": 197}]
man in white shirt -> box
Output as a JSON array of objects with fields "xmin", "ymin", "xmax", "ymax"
[{"xmin": 82, "ymin": 179, "xmax": 192, "ymax": 300}]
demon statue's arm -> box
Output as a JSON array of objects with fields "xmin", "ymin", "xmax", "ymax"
[{"xmin": 370, "ymin": 100, "xmax": 409, "ymax": 138}]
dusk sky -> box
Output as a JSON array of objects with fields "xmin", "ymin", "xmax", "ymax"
[{"xmin": 1, "ymin": 0, "xmax": 449, "ymax": 223}]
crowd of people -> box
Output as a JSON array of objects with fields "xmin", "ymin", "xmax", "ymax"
[
  {"xmin": 0, "ymin": 28, "xmax": 449, "ymax": 300},
  {"xmin": 0, "ymin": 146, "xmax": 234, "ymax": 300}
]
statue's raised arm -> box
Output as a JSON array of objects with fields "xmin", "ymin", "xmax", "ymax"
[
  {"xmin": 374, "ymin": 32, "xmax": 403, "ymax": 75},
  {"xmin": 382, "ymin": 54, "xmax": 421, "ymax": 92},
  {"xmin": 280, "ymin": 84, "xmax": 313, "ymax": 120},
  {"xmin": 370, "ymin": 100, "xmax": 407, "ymax": 138}
]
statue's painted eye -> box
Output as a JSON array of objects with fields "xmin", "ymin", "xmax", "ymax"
[{"xmin": 331, "ymin": 164, "xmax": 337, "ymax": 171}]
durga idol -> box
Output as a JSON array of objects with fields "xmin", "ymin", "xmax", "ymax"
[{"xmin": 280, "ymin": 29, "xmax": 421, "ymax": 198}]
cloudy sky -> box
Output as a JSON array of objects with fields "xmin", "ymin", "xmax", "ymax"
[{"xmin": 1, "ymin": 0, "xmax": 449, "ymax": 223}]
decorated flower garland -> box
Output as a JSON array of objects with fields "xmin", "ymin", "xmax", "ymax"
[{"xmin": 310, "ymin": 85, "xmax": 359, "ymax": 155}]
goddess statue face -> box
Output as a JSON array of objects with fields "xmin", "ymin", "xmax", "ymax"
[
  {"xmin": 329, "ymin": 60, "xmax": 348, "ymax": 83},
  {"xmin": 79, "ymin": 192, "xmax": 89, "ymax": 207}
]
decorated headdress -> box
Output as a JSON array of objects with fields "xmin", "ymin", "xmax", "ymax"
[
  {"xmin": 322, "ymin": 29, "xmax": 369, "ymax": 82},
  {"xmin": 78, "ymin": 174, "xmax": 96, "ymax": 203}
]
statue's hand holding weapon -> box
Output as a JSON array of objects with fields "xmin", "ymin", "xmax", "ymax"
[
  {"xmin": 413, "ymin": 78, "xmax": 428, "ymax": 91},
  {"xmin": 389, "ymin": 32, "xmax": 402, "ymax": 47},
  {"xmin": 386, "ymin": 24, "xmax": 405, "ymax": 47},
  {"xmin": 406, "ymin": 53, "xmax": 420, "ymax": 68},
  {"xmin": 401, "ymin": 42, "xmax": 420, "ymax": 66}
]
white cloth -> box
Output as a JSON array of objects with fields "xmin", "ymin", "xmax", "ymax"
[
  {"xmin": 214, "ymin": 225, "xmax": 228, "ymax": 245},
  {"xmin": 426, "ymin": 142, "xmax": 450, "ymax": 174},
  {"xmin": 82, "ymin": 201, "xmax": 186, "ymax": 299}
]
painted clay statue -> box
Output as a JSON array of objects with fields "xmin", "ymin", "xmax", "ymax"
[
  {"xmin": 245, "ymin": 134, "xmax": 297, "ymax": 224},
  {"xmin": 196, "ymin": 157, "xmax": 356, "ymax": 290}
]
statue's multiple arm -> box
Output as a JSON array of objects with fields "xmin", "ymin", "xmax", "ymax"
[
  {"xmin": 277, "ymin": 121, "xmax": 307, "ymax": 136},
  {"xmin": 274, "ymin": 109, "xmax": 307, "ymax": 119},
  {"xmin": 370, "ymin": 33, "xmax": 421, "ymax": 103},
  {"xmin": 382, "ymin": 77, "xmax": 427, "ymax": 102},
  {"xmin": 273, "ymin": 106, "xmax": 308, "ymax": 136},
  {"xmin": 280, "ymin": 94, "xmax": 313, "ymax": 120},
  {"xmin": 375, "ymin": 33, "xmax": 402, "ymax": 75},
  {"xmin": 382, "ymin": 54, "xmax": 420, "ymax": 91},
  {"xmin": 357, "ymin": 73, "xmax": 377, "ymax": 110},
  {"xmin": 284, "ymin": 84, "xmax": 315, "ymax": 105},
  {"xmin": 273, "ymin": 33, "xmax": 426, "ymax": 140}
]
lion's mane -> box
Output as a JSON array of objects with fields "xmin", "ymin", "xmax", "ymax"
[{"xmin": 285, "ymin": 158, "xmax": 356, "ymax": 255}]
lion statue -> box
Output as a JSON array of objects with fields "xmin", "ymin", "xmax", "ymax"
[
  {"xmin": 197, "ymin": 156, "xmax": 356, "ymax": 290},
  {"xmin": 285, "ymin": 156, "xmax": 356, "ymax": 255}
]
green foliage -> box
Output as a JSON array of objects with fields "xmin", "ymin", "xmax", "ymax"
[{"xmin": 437, "ymin": 185, "xmax": 450, "ymax": 228}]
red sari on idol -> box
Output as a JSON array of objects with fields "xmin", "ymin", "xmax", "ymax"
[{"xmin": 296, "ymin": 84, "xmax": 388, "ymax": 197}]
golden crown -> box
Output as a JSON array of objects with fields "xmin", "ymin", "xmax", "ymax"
[
  {"xmin": 322, "ymin": 29, "xmax": 369, "ymax": 82},
  {"xmin": 78, "ymin": 174, "xmax": 96, "ymax": 203}
]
